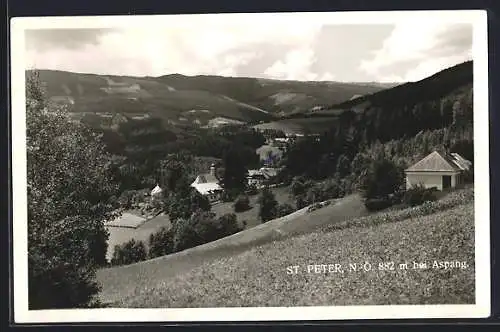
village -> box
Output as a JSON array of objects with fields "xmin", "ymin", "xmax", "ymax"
[
  {"xmin": 103, "ymin": 131, "xmax": 296, "ymax": 260},
  {"xmin": 104, "ymin": 125, "xmax": 473, "ymax": 263}
]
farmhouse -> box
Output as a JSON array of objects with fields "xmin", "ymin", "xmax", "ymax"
[
  {"xmin": 247, "ymin": 170, "xmax": 267, "ymax": 188},
  {"xmin": 191, "ymin": 164, "xmax": 223, "ymax": 203},
  {"xmin": 405, "ymin": 151, "xmax": 472, "ymax": 191},
  {"xmin": 247, "ymin": 167, "xmax": 281, "ymax": 188}
]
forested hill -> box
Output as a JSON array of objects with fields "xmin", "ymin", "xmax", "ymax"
[
  {"xmin": 341, "ymin": 60, "xmax": 473, "ymax": 143},
  {"xmin": 333, "ymin": 60, "xmax": 472, "ymax": 110},
  {"xmin": 271, "ymin": 61, "xmax": 473, "ymax": 139},
  {"xmin": 281, "ymin": 61, "xmax": 474, "ymax": 181}
]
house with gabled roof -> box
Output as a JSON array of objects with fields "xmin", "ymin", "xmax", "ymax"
[
  {"xmin": 150, "ymin": 184, "xmax": 163, "ymax": 200},
  {"xmin": 405, "ymin": 150, "xmax": 472, "ymax": 191},
  {"xmin": 191, "ymin": 164, "xmax": 223, "ymax": 203}
]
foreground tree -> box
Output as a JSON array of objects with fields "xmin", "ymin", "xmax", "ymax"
[{"xmin": 26, "ymin": 72, "xmax": 119, "ymax": 309}]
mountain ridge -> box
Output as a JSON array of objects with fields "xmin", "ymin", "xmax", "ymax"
[
  {"xmin": 27, "ymin": 69, "xmax": 393, "ymax": 126},
  {"xmin": 255, "ymin": 60, "xmax": 473, "ymax": 135}
]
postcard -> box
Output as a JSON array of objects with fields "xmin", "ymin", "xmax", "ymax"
[{"xmin": 10, "ymin": 10, "xmax": 490, "ymax": 323}]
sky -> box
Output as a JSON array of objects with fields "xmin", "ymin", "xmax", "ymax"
[{"xmin": 24, "ymin": 14, "xmax": 473, "ymax": 83}]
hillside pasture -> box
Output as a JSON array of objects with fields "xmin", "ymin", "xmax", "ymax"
[
  {"xmin": 97, "ymin": 193, "xmax": 368, "ymax": 304},
  {"xmin": 106, "ymin": 201, "xmax": 474, "ymax": 308}
]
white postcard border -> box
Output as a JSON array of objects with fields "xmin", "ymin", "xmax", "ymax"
[{"xmin": 10, "ymin": 10, "xmax": 491, "ymax": 323}]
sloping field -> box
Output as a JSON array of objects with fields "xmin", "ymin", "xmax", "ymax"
[
  {"xmin": 108, "ymin": 202, "xmax": 474, "ymax": 307},
  {"xmin": 97, "ymin": 194, "xmax": 367, "ymax": 304}
]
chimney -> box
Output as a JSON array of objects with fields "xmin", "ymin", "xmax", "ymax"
[{"xmin": 210, "ymin": 163, "xmax": 216, "ymax": 177}]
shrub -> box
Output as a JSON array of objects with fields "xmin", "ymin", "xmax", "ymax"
[
  {"xmin": 245, "ymin": 185, "xmax": 258, "ymax": 196},
  {"xmin": 217, "ymin": 213, "xmax": 243, "ymax": 236},
  {"xmin": 276, "ymin": 203, "xmax": 295, "ymax": 217},
  {"xmin": 389, "ymin": 190, "xmax": 405, "ymax": 205},
  {"xmin": 172, "ymin": 211, "xmax": 243, "ymax": 252},
  {"xmin": 164, "ymin": 188, "xmax": 211, "ymax": 222},
  {"xmin": 322, "ymin": 178, "xmax": 342, "ymax": 199},
  {"xmin": 117, "ymin": 190, "xmax": 148, "ymax": 209},
  {"xmin": 364, "ymin": 197, "xmax": 393, "ymax": 212},
  {"xmin": 148, "ymin": 227, "xmax": 174, "ymax": 259},
  {"xmin": 117, "ymin": 190, "xmax": 136, "ymax": 209},
  {"xmin": 258, "ymin": 188, "xmax": 278, "ymax": 222},
  {"xmin": 361, "ymin": 158, "xmax": 404, "ymax": 199},
  {"xmin": 150, "ymin": 197, "xmax": 164, "ymax": 211},
  {"xmin": 304, "ymin": 185, "xmax": 324, "ymax": 205},
  {"xmin": 295, "ymin": 196, "xmax": 308, "ymax": 209},
  {"xmin": 111, "ymin": 239, "xmax": 147, "ymax": 266},
  {"xmin": 403, "ymin": 185, "xmax": 438, "ymax": 207},
  {"xmin": 221, "ymin": 191, "xmax": 235, "ymax": 202},
  {"xmin": 233, "ymin": 194, "xmax": 251, "ymax": 212}
]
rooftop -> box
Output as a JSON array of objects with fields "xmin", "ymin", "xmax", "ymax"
[
  {"xmin": 192, "ymin": 173, "xmax": 218, "ymax": 184},
  {"xmin": 105, "ymin": 212, "xmax": 147, "ymax": 229},
  {"xmin": 405, "ymin": 151, "xmax": 469, "ymax": 173},
  {"xmin": 191, "ymin": 182, "xmax": 223, "ymax": 195}
]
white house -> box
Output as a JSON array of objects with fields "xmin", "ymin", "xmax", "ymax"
[
  {"xmin": 150, "ymin": 184, "xmax": 163, "ymax": 198},
  {"xmin": 405, "ymin": 151, "xmax": 472, "ymax": 191},
  {"xmin": 191, "ymin": 164, "xmax": 223, "ymax": 203}
]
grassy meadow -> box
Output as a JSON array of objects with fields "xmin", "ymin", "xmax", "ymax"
[{"xmin": 98, "ymin": 188, "xmax": 474, "ymax": 308}]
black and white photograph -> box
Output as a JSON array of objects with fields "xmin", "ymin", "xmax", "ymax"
[{"xmin": 10, "ymin": 10, "xmax": 490, "ymax": 323}]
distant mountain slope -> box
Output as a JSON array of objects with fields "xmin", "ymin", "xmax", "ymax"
[
  {"xmin": 30, "ymin": 70, "xmax": 275, "ymax": 125},
  {"xmin": 156, "ymin": 73, "xmax": 393, "ymax": 116},
  {"xmin": 29, "ymin": 69, "xmax": 391, "ymax": 126},
  {"xmin": 256, "ymin": 61, "xmax": 473, "ymax": 136}
]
